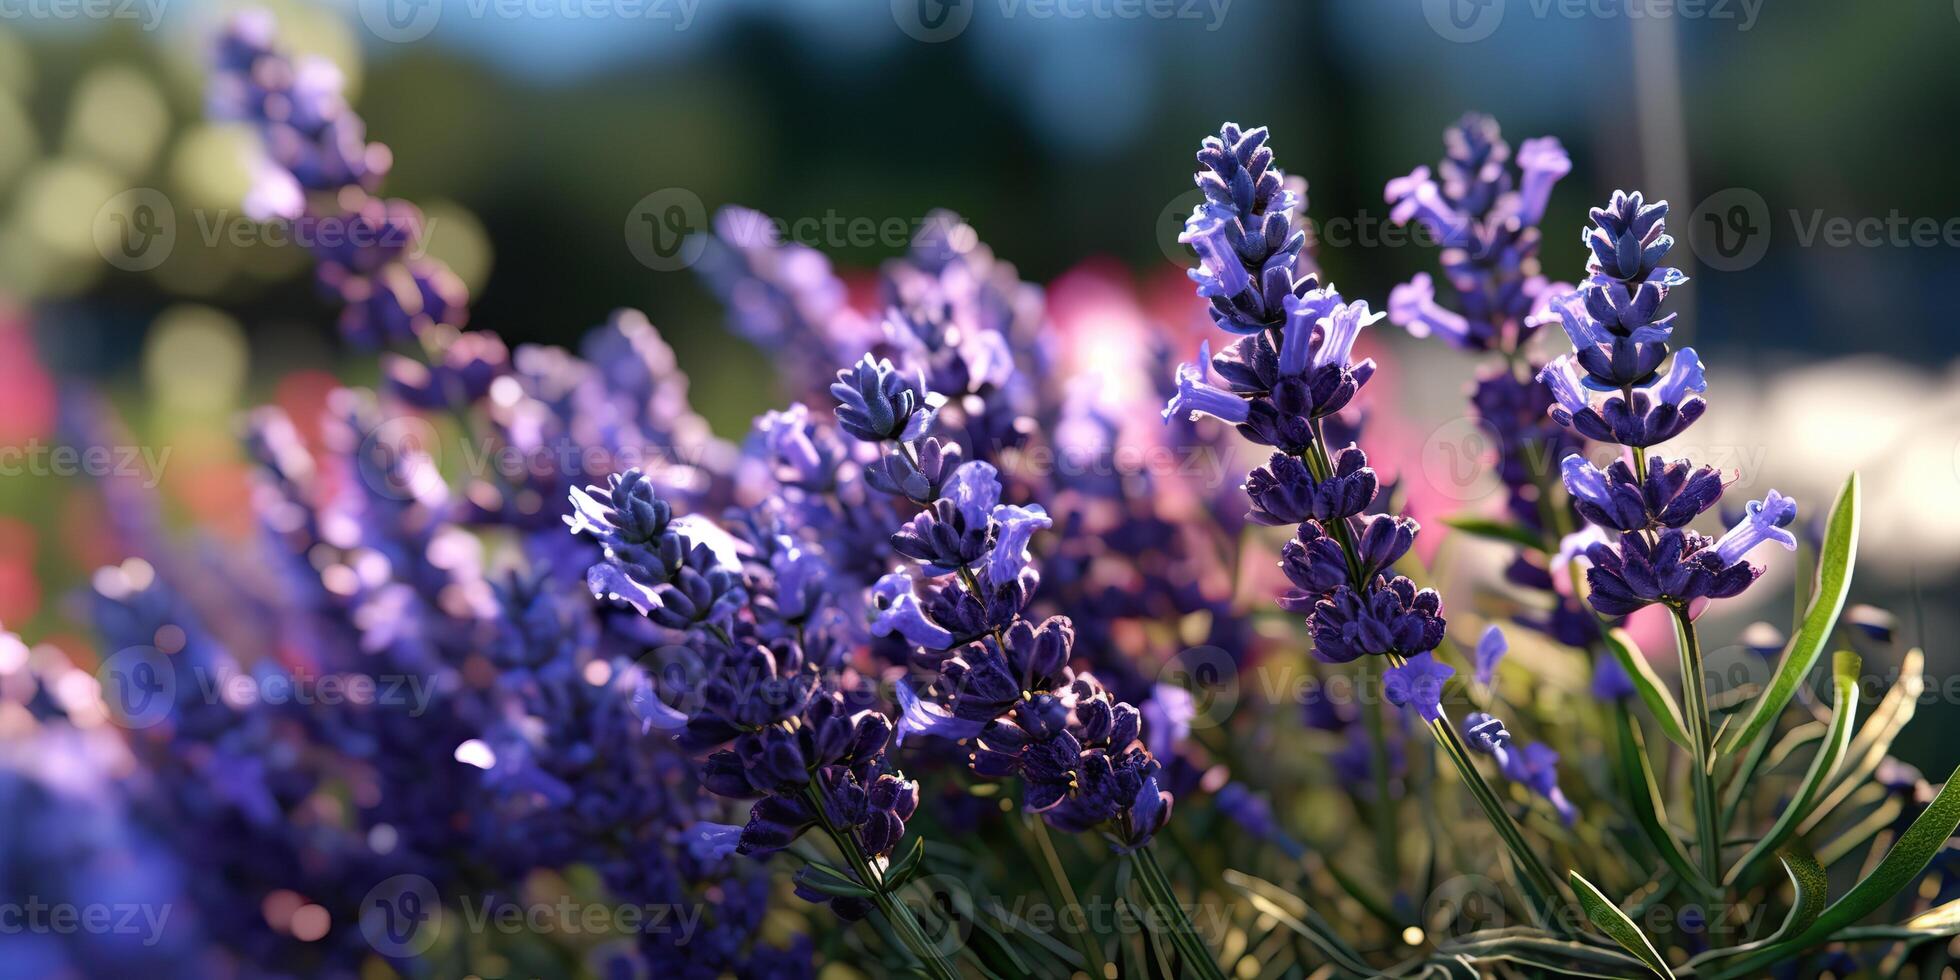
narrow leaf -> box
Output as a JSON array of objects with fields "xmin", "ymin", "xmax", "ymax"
[
  {"xmin": 1801, "ymin": 647, "xmax": 1926, "ymax": 835},
  {"xmin": 1614, "ymin": 709, "xmax": 1717, "ymax": 897},
  {"xmin": 1601, "ymin": 626, "xmax": 1692, "ymax": 751},
  {"xmin": 1721, "ymin": 472, "xmax": 1860, "ymax": 756},
  {"xmin": 1568, "ymin": 871, "xmax": 1677, "ymax": 979},
  {"xmin": 885, "ymin": 836, "xmax": 926, "ymax": 889},
  {"xmin": 1689, "ymin": 850, "xmax": 1826, "ymax": 972},
  {"xmin": 795, "ymin": 862, "xmax": 874, "ymax": 898},
  {"xmin": 1725, "ymin": 651, "xmax": 1861, "ymax": 886},
  {"xmin": 1709, "ymin": 761, "xmax": 1960, "ymax": 978},
  {"xmin": 1222, "ymin": 869, "xmax": 1375, "ymax": 976},
  {"xmin": 1442, "ymin": 515, "xmax": 1549, "ymax": 553}
]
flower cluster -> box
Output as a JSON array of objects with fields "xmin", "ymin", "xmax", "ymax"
[
  {"xmin": 210, "ymin": 11, "xmax": 466, "ymax": 347},
  {"xmin": 836, "ymin": 356, "xmax": 1175, "ymax": 851},
  {"xmin": 1384, "ymin": 113, "xmax": 1571, "ymax": 353},
  {"xmin": 1544, "ymin": 192, "xmax": 1799, "ymax": 615}
]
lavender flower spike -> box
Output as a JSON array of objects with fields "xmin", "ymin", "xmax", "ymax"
[
  {"xmin": 1162, "ymin": 341, "xmax": 1250, "ymax": 425},
  {"xmin": 1713, "ymin": 490, "xmax": 1800, "ymax": 565}
]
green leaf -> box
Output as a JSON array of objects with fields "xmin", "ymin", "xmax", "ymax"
[
  {"xmin": 1222, "ymin": 869, "xmax": 1375, "ymax": 976},
  {"xmin": 1720, "ymin": 472, "xmax": 1860, "ymax": 757},
  {"xmin": 1613, "ymin": 709, "xmax": 1718, "ymax": 897},
  {"xmin": 1689, "ymin": 850, "xmax": 1825, "ymax": 973},
  {"xmin": 795, "ymin": 861, "xmax": 874, "ymax": 898},
  {"xmin": 1431, "ymin": 928, "xmax": 1654, "ymax": 979},
  {"xmin": 1708, "ymin": 761, "xmax": 1960, "ymax": 978},
  {"xmin": 1442, "ymin": 515, "xmax": 1549, "ymax": 553},
  {"xmin": 1568, "ymin": 871, "xmax": 1677, "ymax": 979},
  {"xmin": 1800, "ymin": 647, "xmax": 1927, "ymax": 835},
  {"xmin": 885, "ymin": 836, "xmax": 926, "ymax": 889},
  {"xmin": 1601, "ymin": 626, "xmax": 1692, "ymax": 751},
  {"xmin": 1726, "ymin": 650, "xmax": 1862, "ymax": 885},
  {"xmin": 1830, "ymin": 896, "xmax": 1960, "ymax": 943}
]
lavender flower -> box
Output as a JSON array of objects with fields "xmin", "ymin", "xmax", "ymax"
[{"xmin": 1180, "ymin": 124, "xmax": 1313, "ymax": 333}]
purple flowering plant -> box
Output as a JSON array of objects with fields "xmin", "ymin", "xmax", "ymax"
[{"xmin": 8, "ymin": 15, "xmax": 1958, "ymax": 980}]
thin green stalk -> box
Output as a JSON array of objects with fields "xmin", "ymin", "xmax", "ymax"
[
  {"xmin": 1022, "ymin": 814, "xmax": 1107, "ymax": 978},
  {"xmin": 1669, "ymin": 604, "xmax": 1725, "ymax": 891},
  {"xmin": 804, "ymin": 786, "xmax": 961, "ymax": 980},
  {"xmin": 1130, "ymin": 844, "xmax": 1228, "ymax": 980},
  {"xmin": 1389, "ymin": 652, "xmax": 1577, "ymax": 936}
]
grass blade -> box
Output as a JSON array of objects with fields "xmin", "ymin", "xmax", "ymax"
[
  {"xmin": 1708, "ymin": 761, "xmax": 1960, "ymax": 977},
  {"xmin": 1720, "ymin": 472, "xmax": 1860, "ymax": 757},
  {"xmin": 1613, "ymin": 709, "xmax": 1718, "ymax": 897},
  {"xmin": 1800, "ymin": 647, "xmax": 1926, "ymax": 835},
  {"xmin": 1568, "ymin": 870, "xmax": 1678, "ymax": 979},
  {"xmin": 1601, "ymin": 626, "xmax": 1692, "ymax": 751},
  {"xmin": 1725, "ymin": 650, "xmax": 1861, "ymax": 886},
  {"xmin": 1689, "ymin": 850, "xmax": 1826, "ymax": 973}
]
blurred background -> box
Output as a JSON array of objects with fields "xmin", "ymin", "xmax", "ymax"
[{"xmin": 1, "ymin": 0, "xmax": 1957, "ymax": 756}]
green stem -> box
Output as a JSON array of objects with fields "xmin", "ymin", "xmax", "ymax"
[
  {"xmin": 804, "ymin": 786, "xmax": 961, "ymax": 980},
  {"xmin": 1388, "ymin": 652, "xmax": 1577, "ymax": 936},
  {"xmin": 1669, "ymin": 604, "xmax": 1725, "ymax": 891},
  {"xmin": 1130, "ymin": 844, "xmax": 1228, "ymax": 980},
  {"xmin": 1023, "ymin": 815, "xmax": 1107, "ymax": 978},
  {"xmin": 1362, "ymin": 658, "xmax": 1401, "ymax": 882}
]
